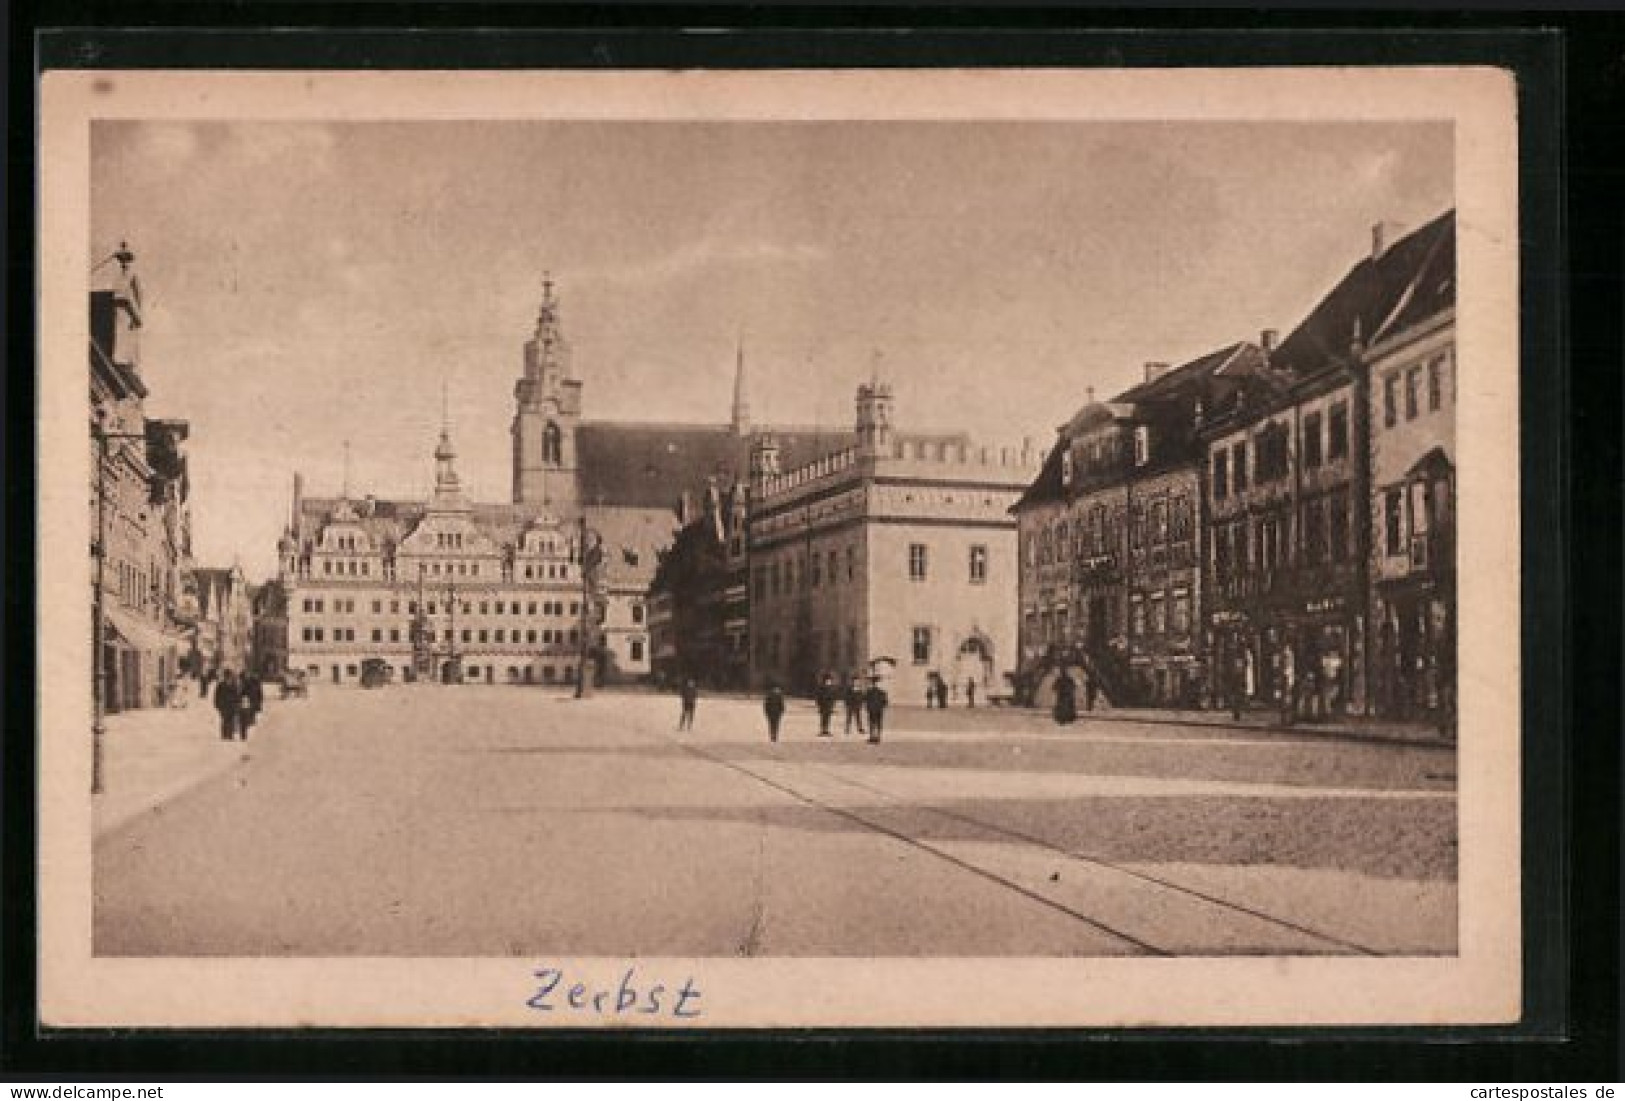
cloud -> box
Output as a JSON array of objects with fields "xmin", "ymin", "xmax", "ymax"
[
  {"xmin": 576, "ymin": 236, "xmax": 827, "ymax": 289},
  {"xmin": 223, "ymin": 124, "xmax": 338, "ymax": 170}
]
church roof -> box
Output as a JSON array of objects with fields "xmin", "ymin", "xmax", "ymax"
[{"xmin": 575, "ymin": 422, "xmax": 851, "ymax": 508}]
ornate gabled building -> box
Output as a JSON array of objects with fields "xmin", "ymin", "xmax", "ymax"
[{"xmin": 1012, "ymin": 340, "xmax": 1269, "ymax": 707}]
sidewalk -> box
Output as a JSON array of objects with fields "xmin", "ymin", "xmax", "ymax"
[
  {"xmin": 93, "ymin": 699, "xmax": 252, "ymax": 838},
  {"xmin": 929, "ymin": 698, "xmax": 1451, "ymax": 748}
]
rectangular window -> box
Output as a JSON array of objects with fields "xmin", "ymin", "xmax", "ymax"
[
  {"xmin": 969, "ymin": 544, "xmax": 988, "ymax": 584},
  {"xmin": 1428, "ymin": 356, "xmax": 1444, "ymax": 411},
  {"xmin": 1329, "ymin": 488, "xmax": 1350, "ymax": 562},
  {"xmin": 372, "ymin": 600, "xmax": 382, "ymax": 614},
  {"xmin": 495, "ymin": 629, "xmax": 505, "ymax": 643},
  {"xmin": 1130, "ymin": 598, "xmax": 1145, "ymax": 637},
  {"xmin": 371, "ymin": 629, "xmax": 382, "ymax": 643},
  {"xmin": 1133, "ymin": 426, "xmax": 1150, "ymax": 466},
  {"xmin": 1384, "ymin": 373, "xmax": 1398, "ymax": 428},
  {"xmin": 495, "ymin": 601, "xmax": 504, "ymax": 614},
  {"xmin": 462, "ymin": 629, "xmax": 472, "ymax": 643},
  {"xmin": 302, "ymin": 627, "xmax": 312, "ymax": 642},
  {"xmin": 528, "ymin": 602, "xmax": 538, "ymax": 615},
  {"xmin": 1149, "ymin": 595, "xmax": 1165, "ymax": 635},
  {"xmin": 630, "ymin": 640, "xmax": 645, "ymax": 662},
  {"xmin": 846, "ymin": 546, "xmax": 856, "ymax": 581},
  {"xmin": 632, "ymin": 603, "xmax": 644, "ymax": 624},
  {"xmin": 390, "ymin": 629, "xmax": 400, "ymax": 642},
  {"xmin": 908, "ymin": 543, "xmax": 928, "ymax": 581},
  {"xmin": 1211, "ymin": 450, "xmax": 1229, "ymax": 501},
  {"xmin": 313, "ymin": 628, "xmax": 324, "ymax": 642},
  {"xmin": 1328, "ymin": 402, "xmax": 1349, "ymax": 460},
  {"xmin": 1384, "ymin": 489, "xmax": 1404, "ymax": 555},
  {"xmin": 1171, "ymin": 590, "xmax": 1191, "ymax": 635},
  {"xmin": 1303, "ymin": 412, "xmax": 1323, "ymax": 469},
  {"xmin": 912, "ymin": 626, "xmax": 933, "ymax": 665},
  {"xmin": 391, "ymin": 600, "xmax": 399, "ymax": 614},
  {"xmin": 1405, "ymin": 365, "xmax": 1421, "ymax": 420},
  {"xmin": 828, "ymin": 550, "xmax": 838, "ymax": 586}
]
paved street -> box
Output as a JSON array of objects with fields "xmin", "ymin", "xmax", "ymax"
[{"xmin": 95, "ymin": 687, "xmax": 1457, "ymax": 957}]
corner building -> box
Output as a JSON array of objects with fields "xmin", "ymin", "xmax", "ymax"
[{"xmin": 748, "ymin": 380, "xmax": 1038, "ymax": 702}]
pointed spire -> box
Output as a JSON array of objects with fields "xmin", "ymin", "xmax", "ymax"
[
  {"xmin": 731, "ymin": 333, "xmax": 751, "ymax": 436},
  {"xmin": 342, "ymin": 440, "xmax": 352, "ymax": 499}
]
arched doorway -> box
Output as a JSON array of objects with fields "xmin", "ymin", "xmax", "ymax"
[{"xmin": 952, "ymin": 632, "xmax": 995, "ymax": 693}]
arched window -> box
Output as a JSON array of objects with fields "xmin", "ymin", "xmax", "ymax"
[{"xmin": 542, "ymin": 422, "xmax": 563, "ymax": 464}]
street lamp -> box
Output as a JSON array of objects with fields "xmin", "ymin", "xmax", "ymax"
[{"xmin": 91, "ymin": 414, "xmax": 149, "ymax": 796}]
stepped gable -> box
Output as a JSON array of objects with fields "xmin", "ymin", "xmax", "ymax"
[
  {"xmin": 582, "ymin": 505, "xmax": 683, "ymax": 587},
  {"xmin": 1270, "ymin": 209, "xmax": 1455, "ymax": 379},
  {"xmin": 575, "ymin": 421, "xmax": 851, "ymax": 508}
]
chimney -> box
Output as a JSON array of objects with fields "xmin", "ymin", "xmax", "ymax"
[
  {"xmin": 1144, "ymin": 361, "xmax": 1170, "ymax": 383},
  {"xmin": 1371, "ymin": 220, "xmax": 1405, "ymax": 261},
  {"xmin": 1085, "ymin": 385, "xmax": 1096, "ymax": 404},
  {"xmin": 1260, "ymin": 329, "xmax": 1278, "ymax": 354}
]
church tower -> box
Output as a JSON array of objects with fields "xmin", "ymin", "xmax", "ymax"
[{"xmin": 511, "ymin": 274, "xmax": 584, "ymax": 510}]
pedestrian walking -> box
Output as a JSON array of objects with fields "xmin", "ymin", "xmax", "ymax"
[
  {"xmin": 814, "ymin": 673, "xmax": 837, "ymax": 737},
  {"xmin": 763, "ymin": 682, "xmax": 786, "ymax": 743},
  {"xmin": 1052, "ymin": 668, "xmax": 1077, "ymax": 726},
  {"xmin": 965, "ymin": 677, "xmax": 977, "ymax": 708},
  {"xmin": 864, "ymin": 679, "xmax": 889, "ymax": 744},
  {"xmin": 213, "ymin": 670, "xmax": 241, "ymax": 741},
  {"xmin": 677, "ymin": 677, "xmax": 699, "ymax": 731},
  {"xmin": 1228, "ymin": 649, "xmax": 1247, "ymax": 722},
  {"xmin": 843, "ymin": 674, "xmax": 867, "ymax": 737},
  {"xmin": 238, "ymin": 670, "xmax": 264, "ymax": 740},
  {"xmin": 1278, "ymin": 642, "xmax": 1297, "ymax": 727}
]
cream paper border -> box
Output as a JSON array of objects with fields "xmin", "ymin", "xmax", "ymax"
[{"xmin": 39, "ymin": 67, "xmax": 1521, "ymax": 1029}]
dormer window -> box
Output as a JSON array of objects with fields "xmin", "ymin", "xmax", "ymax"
[{"xmin": 1060, "ymin": 448, "xmax": 1075, "ymax": 485}]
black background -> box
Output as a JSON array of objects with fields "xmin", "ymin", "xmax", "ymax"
[{"xmin": 3, "ymin": 5, "xmax": 1615, "ymax": 1082}]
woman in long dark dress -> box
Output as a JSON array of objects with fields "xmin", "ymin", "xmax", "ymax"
[
  {"xmin": 1052, "ymin": 668, "xmax": 1078, "ymax": 726},
  {"xmin": 763, "ymin": 682, "xmax": 786, "ymax": 743}
]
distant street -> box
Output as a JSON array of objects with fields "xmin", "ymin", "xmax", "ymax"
[{"xmin": 95, "ymin": 687, "xmax": 1457, "ymax": 957}]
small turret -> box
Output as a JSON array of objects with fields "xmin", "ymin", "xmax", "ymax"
[{"xmin": 855, "ymin": 362, "xmax": 895, "ymax": 455}]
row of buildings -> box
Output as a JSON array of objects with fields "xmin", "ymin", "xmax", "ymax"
[
  {"xmin": 90, "ymin": 246, "xmax": 259, "ymax": 714},
  {"xmin": 279, "ymin": 278, "xmax": 1036, "ymax": 700},
  {"xmin": 275, "ymin": 211, "xmax": 1454, "ymax": 725},
  {"xmin": 1012, "ymin": 212, "xmax": 1456, "ymax": 721}
]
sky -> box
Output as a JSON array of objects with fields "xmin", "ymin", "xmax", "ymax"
[{"xmin": 91, "ymin": 119, "xmax": 1452, "ymax": 581}]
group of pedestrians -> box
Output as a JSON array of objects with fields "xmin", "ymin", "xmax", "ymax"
[
  {"xmin": 210, "ymin": 668, "xmax": 264, "ymax": 742},
  {"xmin": 923, "ymin": 671, "xmax": 979, "ymax": 709},
  {"xmin": 674, "ymin": 672, "xmax": 891, "ymax": 745}
]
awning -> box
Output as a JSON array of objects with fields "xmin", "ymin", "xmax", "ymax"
[{"xmin": 103, "ymin": 606, "xmax": 187, "ymax": 655}]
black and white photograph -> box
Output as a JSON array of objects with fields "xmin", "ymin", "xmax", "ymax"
[{"xmin": 39, "ymin": 67, "xmax": 1522, "ymax": 1029}]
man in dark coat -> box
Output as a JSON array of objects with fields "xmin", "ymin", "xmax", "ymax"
[
  {"xmin": 814, "ymin": 674, "xmax": 837, "ymax": 737},
  {"xmin": 213, "ymin": 670, "xmax": 240, "ymax": 741},
  {"xmin": 864, "ymin": 679, "xmax": 888, "ymax": 744},
  {"xmin": 238, "ymin": 671, "xmax": 264, "ymax": 739},
  {"xmin": 678, "ymin": 678, "xmax": 699, "ymax": 731},
  {"xmin": 843, "ymin": 674, "xmax": 867, "ymax": 737},
  {"xmin": 1052, "ymin": 668, "xmax": 1078, "ymax": 726},
  {"xmin": 965, "ymin": 677, "xmax": 977, "ymax": 708},
  {"xmin": 763, "ymin": 682, "xmax": 786, "ymax": 743}
]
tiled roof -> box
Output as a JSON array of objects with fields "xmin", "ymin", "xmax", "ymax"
[
  {"xmin": 1011, "ymin": 438, "xmax": 1067, "ymax": 512},
  {"xmin": 1270, "ymin": 209, "xmax": 1455, "ymax": 380},
  {"xmin": 575, "ymin": 422, "xmax": 851, "ymax": 509}
]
